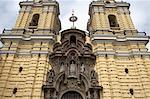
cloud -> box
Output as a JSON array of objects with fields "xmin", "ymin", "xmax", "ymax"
[
  {"xmin": 0, "ymin": 0, "xmax": 20, "ymax": 33},
  {"xmin": 0, "ymin": 0, "xmax": 150, "ymax": 49},
  {"xmin": 125, "ymin": 0, "xmax": 150, "ymax": 33},
  {"xmin": 57, "ymin": 0, "xmax": 150, "ymax": 34},
  {"xmin": 58, "ymin": 0, "xmax": 91, "ymax": 31},
  {"xmin": 0, "ymin": 0, "xmax": 150, "ymax": 33}
]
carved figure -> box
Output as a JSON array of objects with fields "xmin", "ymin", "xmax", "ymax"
[
  {"xmin": 81, "ymin": 63, "xmax": 85, "ymax": 73},
  {"xmin": 60, "ymin": 62, "xmax": 64, "ymax": 72},
  {"xmin": 91, "ymin": 70, "xmax": 98, "ymax": 86},
  {"xmin": 94, "ymin": 90, "xmax": 98, "ymax": 99},
  {"xmin": 48, "ymin": 69, "xmax": 55, "ymax": 83},
  {"xmin": 91, "ymin": 70, "xmax": 96, "ymax": 80},
  {"xmin": 70, "ymin": 60, "xmax": 76, "ymax": 76}
]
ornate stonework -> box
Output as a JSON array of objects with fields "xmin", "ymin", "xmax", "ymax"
[{"xmin": 43, "ymin": 29, "xmax": 102, "ymax": 99}]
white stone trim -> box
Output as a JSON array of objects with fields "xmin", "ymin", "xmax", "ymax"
[
  {"xmin": 94, "ymin": 51, "xmax": 150, "ymax": 56},
  {"xmin": 91, "ymin": 35, "xmax": 149, "ymax": 42},
  {"xmin": 0, "ymin": 50, "xmax": 50, "ymax": 54},
  {"xmin": 1, "ymin": 35, "xmax": 55, "ymax": 41}
]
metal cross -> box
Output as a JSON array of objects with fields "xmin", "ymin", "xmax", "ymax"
[{"xmin": 69, "ymin": 10, "xmax": 78, "ymax": 28}]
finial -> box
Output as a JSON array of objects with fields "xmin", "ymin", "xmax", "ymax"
[{"xmin": 69, "ymin": 10, "xmax": 78, "ymax": 29}]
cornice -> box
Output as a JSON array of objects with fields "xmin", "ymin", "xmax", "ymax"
[
  {"xmin": 91, "ymin": 34, "xmax": 149, "ymax": 42},
  {"xmin": 94, "ymin": 51, "xmax": 150, "ymax": 57},
  {"xmin": 19, "ymin": 1, "xmax": 59, "ymax": 7},
  {"xmin": 90, "ymin": 1, "xmax": 130, "ymax": 8},
  {"xmin": 1, "ymin": 50, "xmax": 150, "ymax": 57},
  {"xmin": 0, "ymin": 29, "xmax": 56, "ymax": 42},
  {"xmin": 0, "ymin": 50, "xmax": 50, "ymax": 54},
  {"xmin": 0, "ymin": 35, "xmax": 55, "ymax": 41}
]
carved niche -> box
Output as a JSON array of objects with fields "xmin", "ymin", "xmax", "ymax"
[{"xmin": 43, "ymin": 29, "xmax": 103, "ymax": 99}]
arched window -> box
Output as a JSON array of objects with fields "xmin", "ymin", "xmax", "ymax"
[
  {"xmin": 70, "ymin": 35, "xmax": 76, "ymax": 45},
  {"xmin": 29, "ymin": 14, "xmax": 40, "ymax": 27},
  {"xmin": 108, "ymin": 15, "xmax": 119, "ymax": 27}
]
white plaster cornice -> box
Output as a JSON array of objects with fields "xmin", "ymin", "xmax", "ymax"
[
  {"xmin": 0, "ymin": 35, "xmax": 55, "ymax": 41},
  {"xmin": 94, "ymin": 51, "xmax": 150, "ymax": 56},
  {"xmin": 91, "ymin": 35, "xmax": 149, "ymax": 42},
  {"xmin": 0, "ymin": 50, "xmax": 50, "ymax": 54}
]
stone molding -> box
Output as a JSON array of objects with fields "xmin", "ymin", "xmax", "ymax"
[
  {"xmin": 94, "ymin": 51, "xmax": 150, "ymax": 57},
  {"xmin": 91, "ymin": 34, "xmax": 149, "ymax": 42},
  {"xmin": 0, "ymin": 50, "xmax": 50, "ymax": 54}
]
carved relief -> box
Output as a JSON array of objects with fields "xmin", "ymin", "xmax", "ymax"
[
  {"xmin": 47, "ymin": 69, "xmax": 55, "ymax": 84},
  {"xmin": 43, "ymin": 29, "xmax": 102, "ymax": 99},
  {"xmin": 69, "ymin": 60, "xmax": 76, "ymax": 77}
]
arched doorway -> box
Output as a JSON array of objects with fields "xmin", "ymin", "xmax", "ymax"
[{"xmin": 61, "ymin": 91, "xmax": 83, "ymax": 99}]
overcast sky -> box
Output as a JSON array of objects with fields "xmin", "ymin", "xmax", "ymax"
[{"xmin": 0, "ymin": 0, "xmax": 150, "ymax": 48}]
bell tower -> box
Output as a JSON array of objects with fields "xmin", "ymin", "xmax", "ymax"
[
  {"xmin": 0, "ymin": 0, "xmax": 61, "ymax": 99},
  {"xmin": 88, "ymin": 0, "xmax": 135, "ymax": 33},
  {"xmin": 14, "ymin": 0, "xmax": 61, "ymax": 32},
  {"xmin": 88, "ymin": 0, "xmax": 150, "ymax": 99}
]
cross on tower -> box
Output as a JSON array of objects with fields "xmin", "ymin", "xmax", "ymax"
[{"xmin": 69, "ymin": 10, "xmax": 78, "ymax": 29}]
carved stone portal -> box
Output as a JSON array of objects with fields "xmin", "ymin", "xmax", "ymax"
[{"xmin": 42, "ymin": 29, "xmax": 103, "ymax": 99}]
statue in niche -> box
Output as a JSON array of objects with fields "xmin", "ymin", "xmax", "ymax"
[
  {"xmin": 91, "ymin": 70, "xmax": 97, "ymax": 86},
  {"xmin": 69, "ymin": 60, "xmax": 76, "ymax": 76},
  {"xmin": 94, "ymin": 90, "xmax": 98, "ymax": 99},
  {"xmin": 48, "ymin": 69, "xmax": 55, "ymax": 83},
  {"xmin": 91, "ymin": 70, "xmax": 96, "ymax": 79},
  {"xmin": 81, "ymin": 63, "xmax": 85, "ymax": 73},
  {"xmin": 60, "ymin": 62, "xmax": 64, "ymax": 72}
]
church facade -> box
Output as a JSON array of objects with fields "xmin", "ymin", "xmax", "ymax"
[{"xmin": 0, "ymin": 0, "xmax": 150, "ymax": 99}]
